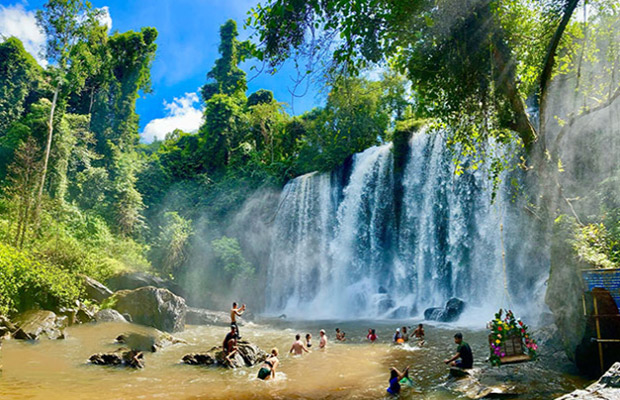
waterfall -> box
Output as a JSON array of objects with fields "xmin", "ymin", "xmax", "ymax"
[{"xmin": 266, "ymin": 131, "xmax": 548, "ymax": 320}]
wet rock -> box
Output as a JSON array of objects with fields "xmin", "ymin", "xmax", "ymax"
[
  {"xmin": 377, "ymin": 297, "xmax": 395, "ymax": 314},
  {"xmin": 81, "ymin": 275, "xmax": 113, "ymax": 303},
  {"xmin": 106, "ymin": 272, "xmax": 184, "ymax": 298},
  {"xmin": 57, "ymin": 301, "xmax": 97, "ymax": 325},
  {"xmin": 182, "ymin": 353, "xmax": 216, "ymax": 365},
  {"xmin": 0, "ymin": 315, "xmax": 16, "ymax": 339},
  {"xmin": 182, "ymin": 341, "xmax": 267, "ymax": 369},
  {"xmin": 388, "ymin": 306, "xmax": 410, "ymax": 319},
  {"xmin": 424, "ymin": 298, "xmax": 466, "ymax": 322},
  {"xmin": 278, "ymin": 314, "xmax": 287, "ymax": 319},
  {"xmin": 115, "ymin": 330, "xmax": 186, "ymax": 352},
  {"xmin": 378, "ymin": 286, "xmax": 388, "ymax": 294},
  {"xmin": 556, "ymin": 362, "xmax": 620, "ymax": 399},
  {"xmin": 12, "ymin": 310, "xmax": 66, "ymax": 340},
  {"xmin": 89, "ymin": 349, "xmax": 144, "ymax": 369},
  {"xmin": 95, "ymin": 309, "xmax": 127, "ymax": 323},
  {"xmin": 186, "ymin": 307, "xmax": 231, "ymax": 326},
  {"xmin": 111, "ymin": 286, "xmax": 186, "ymax": 332}
]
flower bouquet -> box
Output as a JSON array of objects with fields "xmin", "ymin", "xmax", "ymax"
[{"xmin": 488, "ymin": 309, "xmax": 538, "ymax": 366}]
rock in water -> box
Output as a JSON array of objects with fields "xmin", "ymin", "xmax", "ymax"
[
  {"xmin": 115, "ymin": 330, "xmax": 185, "ymax": 352},
  {"xmin": 111, "ymin": 286, "xmax": 186, "ymax": 332},
  {"xmin": 185, "ymin": 307, "xmax": 231, "ymax": 326},
  {"xmin": 81, "ymin": 275, "xmax": 113, "ymax": 303},
  {"xmin": 12, "ymin": 310, "xmax": 67, "ymax": 340},
  {"xmin": 89, "ymin": 349, "xmax": 144, "ymax": 369},
  {"xmin": 182, "ymin": 341, "xmax": 267, "ymax": 369},
  {"xmin": 424, "ymin": 298, "xmax": 466, "ymax": 322},
  {"xmin": 556, "ymin": 362, "xmax": 620, "ymax": 399},
  {"xmin": 95, "ymin": 309, "xmax": 128, "ymax": 323}
]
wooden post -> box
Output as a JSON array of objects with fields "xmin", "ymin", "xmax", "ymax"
[{"xmin": 593, "ymin": 295, "xmax": 605, "ymax": 375}]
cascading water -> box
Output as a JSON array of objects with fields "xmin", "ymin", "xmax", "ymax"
[{"xmin": 266, "ymin": 131, "xmax": 548, "ymax": 320}]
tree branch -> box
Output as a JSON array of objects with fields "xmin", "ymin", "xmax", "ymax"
[
  {"xmin": 551, "ymin": 84, "xmax": 620, "ymax": 151},
  {"xmin": 538, "ymin": 0, "xmax": 580, "ymax": 109}
]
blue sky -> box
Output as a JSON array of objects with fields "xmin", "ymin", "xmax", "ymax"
[{"xmin": 0, "ymin": 0, "xmax": 323, "ymax": 142}]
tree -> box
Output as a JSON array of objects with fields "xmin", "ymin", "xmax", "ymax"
[
  {"xmin": 4, "ymin": 137, "xmax": 42, "ymax": 248},
  {"xmin": 35, "ymin": 0, "xmax": 103, "ymax": 217},
  {"xmin": 248, "ymin": 0, "xmax": 614, "ymax": 158},
  {"xmin": 0, "ymin": 38, "xmax": 42, "ymax": 135},
  {"xmin": 150, "ymin": 212, "xmax": 193, "ymax": 277},
  {"xmin": 200, "ymin": 20, "xmax": 251, "ymax": 102}
]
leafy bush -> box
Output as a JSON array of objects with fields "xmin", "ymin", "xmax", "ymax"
[{"xmin": 0, "ymin": 243, "xmax": 81, "ymax": 315}]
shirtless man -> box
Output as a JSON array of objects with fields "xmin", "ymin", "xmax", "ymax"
[
  {"xmin": 413, "ymin": 323, "xmax": 425, "ymax": 345},
  {"xmin": 230, "ymin": 302, "xmax": 245, "ymax": 339},
  {"xmin": 319, "ymin": 329, "xmax": 328, "ymax": 349},
  {"xmin": 289, "ymin": 334, "xmax": 310, "ymax": 355}
]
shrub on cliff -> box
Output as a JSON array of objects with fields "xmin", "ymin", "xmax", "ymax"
[{"xmin": 0, "ymin": 243, "xmax": 81, "ymax": 315}]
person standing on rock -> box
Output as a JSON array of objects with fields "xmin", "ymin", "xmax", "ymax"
[
  {"xmin": 289, "ymin": 334, "xmax": 310, "ymax": 355},
  {"xmin": 443, "ymin": 332, "xmax": 473, "ymax": 369},
  {"xmin": 230, "ymin": 302, "xmax": 245, "ymax": 339},
  {"xmin": 319, "ymin": 329, "xmax": 328, "ymax": 349}
]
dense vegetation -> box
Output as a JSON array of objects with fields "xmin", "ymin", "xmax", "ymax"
[{"xmin": 0, "ymin": 0, "xmax": 618, "ymax": 313}]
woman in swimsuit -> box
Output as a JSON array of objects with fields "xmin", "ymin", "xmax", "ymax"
[
  {"xmin": 257, "ymin": 348, "xmax": 279, "ymax": 381},
  {"xmin": 306, "ymin": 333, "xmax": 312, "ymax": 348}
]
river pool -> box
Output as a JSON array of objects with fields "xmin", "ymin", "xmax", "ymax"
[{"xmin": 0, "ymin": 319, "xmax": 590, "ymax": 399}]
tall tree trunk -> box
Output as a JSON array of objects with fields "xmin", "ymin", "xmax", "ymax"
[
  {"xmin": 35, "ymin": 83, "xmax": 60, "ymax": 219},
  {"xmin": 537, "ymin": 0, "xmax": 581, "ymax": 143}
]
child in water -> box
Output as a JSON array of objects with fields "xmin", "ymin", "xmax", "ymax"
[{"xmin": 306, "ymin": 333, "xmax": 312, "ymax": 348}]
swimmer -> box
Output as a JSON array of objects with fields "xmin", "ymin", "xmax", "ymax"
[
  {"xmin": 289, "ymin": 334, "xmax": 310, "ymax": 355},
  {"xmin": 257, "ymin": 348, "xmax": 279, "ymax": 380}
]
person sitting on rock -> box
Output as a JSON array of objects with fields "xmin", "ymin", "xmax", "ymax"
[
  {"xmin": 230, "ymin": 302, "xmax": 245, "ymax": 339},
  {"xmin": 443, "ymin": 332, "xmax": 473, "ymax": 369},
  {"xmin": 224, "ymin": 337, "xmax": 239, "ymax": 366},
  {"xmin": 223, "ymin": 325, "xmax": 236, "ymax": 352},
  {"xmin": 289, "ymin": 333, "xmax": 310, "ymax": 355},
  {"xmin": 257, "ymin": 348, "xmax": 279, "ymax": 380}
]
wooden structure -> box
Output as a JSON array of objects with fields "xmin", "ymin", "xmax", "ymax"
[{"xmin": 488, "ymin": 334, "xmax": 532, "ymax": 364}]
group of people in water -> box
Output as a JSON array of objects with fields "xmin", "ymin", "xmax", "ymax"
[{"xmin": 223, "ymin": 302, "xmax": 474, "ymax": 394}]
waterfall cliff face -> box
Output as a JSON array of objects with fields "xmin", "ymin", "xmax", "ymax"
[{"xmin": 266, "ymin": 131, "xmax": 548, "ymax": 320}]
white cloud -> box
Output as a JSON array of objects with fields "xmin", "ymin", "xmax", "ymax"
[
  {"xmin": 141, "ymin": 92, "xmax": 204, "ymax": 142},
  {"xmin": 0, "ymin": 4, "xmax": 47, "ymax": 66},
  {"xmin": 97, "ymin": 6, "xmax": 112, "ymax": 31}
]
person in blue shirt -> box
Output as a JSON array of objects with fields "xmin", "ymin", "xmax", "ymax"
[{"xmin": 387, "ymin": 366, "xmax": 410, "ymax": 395}]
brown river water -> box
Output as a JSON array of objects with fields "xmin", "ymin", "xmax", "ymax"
[{"xmin": 0, "ymin": 319, "xmax": 590, "ymax": 399}]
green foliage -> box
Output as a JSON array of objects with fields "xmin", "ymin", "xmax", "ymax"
[
  {"xmin": 0, "ymin": 38, "xmax": 42, "ymax": 135},
  {"xmin": 201, "ymin": 20, "xmax": 249, "ymax": 102},
  {"xmin": 0, "ymin": 242, "xmax": 81, "ymax": 315},
  {"xmin": 211, "ymin": 236, "xmax": 254, "ymax": 279},
  {"xmin": 574, "ymin": 223, "xmax": 620, "ymax": 269},
  {"xmin": 150, "ymin": 212, "xmax": 193, "ymax": 277}
]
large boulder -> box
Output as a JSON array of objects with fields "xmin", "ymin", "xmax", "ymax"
[
  {"xmin": 186, "ymin": 307, "xmax": 232, "ymax": 326},
  {"xmin": 106, "ymin": 272, "xmax": 184, "ymax": 298},
  {"xmin": 424, "ymin": 298, "xmax": 466, "ymax": 322},
  {"xmin": 111, "ymin": 286, "xmax": 186, "ymax": 332},
  {"xmin": 12, "ymin": 310, "xmax": 67, "ymax": 340},
  {"xmin": 95, "ymin": 309, "xmax": 127, "ymax": 323},
  {"xmin": 81, "ymin": 275, "xmax": 113, "ymax": 303},
  {"xmin": 183, "ymin": 341, "xmax": 267, "ymax": 369},
  {"xmin": 556, "ymin": 362, "xmax": 620, "ymax": 399}
]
